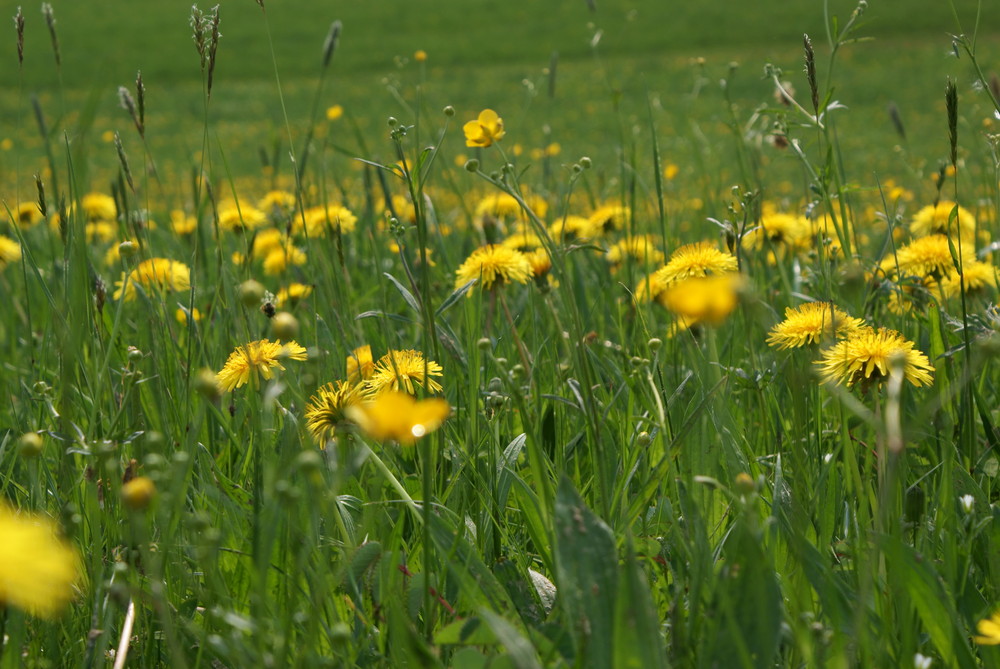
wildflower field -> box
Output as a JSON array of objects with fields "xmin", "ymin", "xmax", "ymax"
[{"xmin": 6, "ymin": 0, "xmax": 1000, "ymax": 666}]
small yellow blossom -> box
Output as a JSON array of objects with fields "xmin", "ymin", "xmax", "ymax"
[
  {"xmin": 766, "ymin": 302, "xmax": 864, "ymax": 350},
  {"xmin": 275, "ymin": 283, "xmax": 313, "ymax": 308},
  {"xmin": 0, "ymin": 504, "xmax": 79, "ymax": 618},
  {"xmin": 326, "ymin": 105, "xmax": 344, "ymax": 121},
  {"xmin": 455, "ymin": 245, "xmax": 532, "ymax": 292},
  {"xmin": 464, "ymin": 109, "xmax": 505, "ymax": 148},
  {"xmin": 305, "ymin": 380, "xmax": 366, "ymax": 446},
  {"xmin": 0, "ymin": 235, "xmax": 22, "ymax": 268},
  {"xmin": 662, "ymin": 274, "xmax": 742, "ymax": 327},
  {"xmin": 974, "ymin": 610, "xmax": 1000, "ymax": 645},
  {"xmin": 366, "ymin": 349, "xmax": 443, "ymax": 396},
  {"xmin": 215, "ymin": 339, "xmax": 308, "ymax": 392},
  {"xmin": 816, "ymin": 326, "xmax": 934, "ymax": 388},
  {"xmin": 346, "ymin": 391, "xmax": 450, "ymax": 446},
  {"xmin": 113, "ymin": 258, "xmax": 191, "ymax": 301},
  {"xmin": 347, "ymin": 345, "xmax": 375, "ymax": 384}
]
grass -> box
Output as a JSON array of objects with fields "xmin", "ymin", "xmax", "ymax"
[{"xmin": 3, "ymin": 0, "xmax": 1000, "ymax": 667}]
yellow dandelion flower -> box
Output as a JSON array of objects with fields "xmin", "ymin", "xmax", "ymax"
[
  {"xmin": 326, "ymin": 105, "xmax": 344, "ymax": 121},
  {"xmin": 296, "ymin": 205, "xmax": 358, "ymax": 237},
  {"xmin": 455, "ymin": 244, "xmax": 532, "ymax": 292},
  {"xmin": 475, "ymin": 193, "xmax": 522, "ymax": 221},
  {"xmin": 305, "ymin": 380, "xmax": 366, "ymax": 446},
  {"xmin": 464, "ymin": 109, "xmax": 505, "ymax": 148},
  {"xmin": 885, "ymin": 234, "xmax": 956, "ymax": 279},
  {"xmin": 548, "ymin": 215, "xmax": 595, "ymax": 242},
  {"xmin": 175, "ymin": 307, "xmax": 202, "ymax": 325},
  {"xmin": 974, "ymin": 611, "xmax": 1000, "ymax": 645},
  {"xmin": 366, "ymin": 349, "xmax": 443, "ymax": 396},
  {"xmin": 11, "ymin": 201, "xmax": 42, "ymax": 229},
  {"xmin": 662, "ymin": 274, "xmax": 742, "ymax": 327},
  {"xmin": 251, "ymin": 228, "xmax": 286, "ymax": 259},
  {"xmin": 742, "ymin": 211, "xmax": 812, "ymax": 255},
  {"xmin": 414, "ymin": 49, "xmax": 428, "ymax": 63},
  {"xmin": 501, "ymin": 231, "xmax": 545, "ymax": 252},
  {"xmin": 113, "ymin": 258, "xmax": 191, "ymax": 301},
  {"xmin": 816, "ymin": 326, "xmax": 934, "ymax": 388},
  {"xmin": 80, "ymin": 192, "xmax": 116, "ymax": 221},
  {"xmin": 347, "ymin": 345, "xmax": 375, "ymax": 384},
  {"xmin": 587, "ymin": 203, "xmax": 630, "ymax": 235},
  {"xmin": 653, "ymin": 241, "xmax": 738, "ymax": 285},
  {"xmin": 258, "ymin": 190, "xmax": 297, "ymax": 220},
  {"xmin": 215, "ymin": 339, "xmax": 308, "ymax": 392},
  {"xmin": 634, "ymin": 272, "xmax": 667, "ymax": 304},
  {"xmin": 605, "ymin": 235, "xmax": 665, "ymax": 270},
  {"xmin": 218, "ymin": 201, "xmax": 268, "ymax": 232},
  {"xmin": 104, "ymin": 239, "xmax": 140, "ymax": 266},
  {"xmin": 86, "ymin": 221, "xmax": 117, "ymax": 244},
  {"xmin": 0, "ymin": 235, "xmax": 22, "ymax": 268},
  {"xmin": 275, "ymin": 283, "xmax": 313, "ymax": 308},
  {"xmin": 766, "ymin": 302, "xmax": 864, "ymax": 350},
  {"xmin": 910, "ymin": 201, "xmax": 975, "ymax": 240},
  {"xmin": 170, "ymin": 210, "xmax": 197, "ymax": 235},
  {"xmin": 940, "ymin": 260, "xmax": 998, "ymax": 298},
  {"xmin": 345, "ymin": 391, "xmax": 450, "ymax": 446},
  {"xmin": 525, "ymin": 247, "xmax": 552, "ymax": 279},
  {"xmin": 0, "ymin": 504, "xmax": 80, "ymax": 618},
  {"xmin": 263, "ymin": 245, "xmax": 307, "ymax": 275}
]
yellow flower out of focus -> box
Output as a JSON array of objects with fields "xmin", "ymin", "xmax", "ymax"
[
  {"xmin": 909, "ymin": 201, "xmax": 975, "ymax": 241},
  {"xmin": 464, "ymin": 109, "xmax": 505, "ymax": 148},
  {"xmin": 347, "ymin": 345, "xmax": 375, "ymax": 384},
  {"xmin": 587, "ymin": 204, "xmax": 630, "ymax": 235},
  {"xmin": 275, "ymin": 283, "xmax": 313, "ymax": 308},
  {"xmin": 662, "ymin": 274, "xmax": 742, "ymax": 327},
  {"xmin": 121, "ymin": 476, "xmax": 156, "ymax": 510},
  {"xmin": 605, "ymin": 235, "xmax": 665, "ymax": 270},
  {"xmin": 414, "ymin": 49, "xmax": 428, "ymax": 62},
  {"xmin": 113, "ymin": 258, "xmax": 191, "ymax": 301},
  {"xmin": 742, "ymin": 211, "xmax": 811, "ymax": 254},
  {"xmin": 455, "ymin": 244, "xmax": 532, "ymax": 293},
  {"xmin": 884, "ymin": 234, "xmax": 956, "ymax": 279},
  {"xmin": 815, "ymin": 326, "xmax": 934, "ymax": 388},
  {"xmin": 175, "ymin": 307, "xmax": 202, "ymax": 325},
  {"xmin": 296, "ymin": 205, "xmax": 358, "ymax": 237},
  {"xmin": 215, "ymin": 339, "xmax": 308, "ymax": 392},
  {"xmin": 974, "ymin": 610, "xmax": 1000, "ymax": 645},
  {"xmin": 0, "ymin": 503, "xmax": 79, "ymax": 618},
  {"xmin": 305, "ymin": 380, "xmax": 366, "ymax": 446},
  {"xmin": 346, "ymin": 391, "xmax": 450, "ymax": 446},
  {"xmin": 12, "ymin": 202, "xmax": 42, "ymax": 229},
  {"xmin": 326, "ymin": 105, "xmax": 344, "ymax": 121},
  {"xmin": 80, "ymin": 192, "xmax": 117, "ymax": 221},
  {"xmin": 170, "ymin": 210, "xmax": 197, "ymax": 235},
  {"xmin": 940, "ymin": 260, "xmax": 998, "ymax": 298},
  {"xmin": 766, "ymin": 302, "xmax": 864, "ymax": 350},
  {"xmin": 366, "ymin": 349, "xmax": 443, "ymax": 396},
  {"xmin": 218, "ymin": 201, "xmax": 268, "ymax": 232},
  {"xmin": 0, "ymin": 235, "xmax": 22, "ymax": 269}
]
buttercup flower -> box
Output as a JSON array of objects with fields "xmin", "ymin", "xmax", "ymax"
[
  {"xmin": 346, "ymin": 391, "xmax": 450, "ymax": 446},
  {"xmin": 464, "ymin": 109, "xmax": 505, "ymax": 148},
  {"xmin": 305, "ymin": 380, "xmax": 366, "ymax": 446},
  {"xmin": 767, "ymin": 302, "xmax": 864, "ymax": 349},
  {"xmin": 974, "ymin": 610, "xmax": 1000, "ymax": 645},
  {"xmin": 816, "ymin": 326, "xmax": 934, "ymax": 388},
  {"xmin": 366, "ymin": 349, "xmax": 443, "ymax": 396},
  {"xmin": 215, "ymin": 339, "xmax": 308, "ymax": 392},
  {"xmin": 455, "ymin": 244, "xmax": 532, "ymax": 292},
  {"xmin": 0, "ymin": 503, "xmax": 79, "ymax": 618},
  {"xmin": 113, "ymin": 258, "xmax": 191, "ymax": 301}
]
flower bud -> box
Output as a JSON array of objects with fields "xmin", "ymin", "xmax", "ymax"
[
  {"xmin": 271, "ymin": 311, "xmax": 299, "ymax": 340},
  {"xmin": 18, "ymin": 432, "xmax": 44, "ymax": 458},
  {"xmin": 238, "ymin": 280, "xmax": 265, "ymax": 307}
]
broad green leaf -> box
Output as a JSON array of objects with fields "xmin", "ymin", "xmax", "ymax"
[{"xmin": 614, "ymin": 537, "xmax": 668, "ymax": 669}]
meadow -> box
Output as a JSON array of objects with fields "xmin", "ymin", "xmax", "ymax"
[{"xmin": 4, "ymin": 0, "xmax": 1000, "ymax": 667}]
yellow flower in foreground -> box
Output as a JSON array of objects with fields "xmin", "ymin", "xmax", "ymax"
[
  {"xmin": 464, "ymin": 109, "xmax": 505, "ymax": 148},
  {"xmin": 0, "ymin": 235, "xmax": 22, "ymax": 268},
  {"xmin": 455, "ymin": 244, "xmax": 532, "ymax": 292},
  {"xmin": 662, "ymin": 274, "xmax": 742, "ymax": 327},
  {"xmin": 910, "ymin": 201, "xmax": 975, "ymax": 240},
  {"xmin": 816, "ymin": 326, "xmax": 934, "ymax": 388},
  {"xmin": 305, "ymin": 380, "xmax": 366, "ymax": 446},
  {"xmin": 0, "ymin": 504, "xmax": 79, "ymax": 618},
  {"xmin": 366, "ymin": 349, "xmax": 443, "ymax": 396},
  {"xmin": 767, "ymin": 302, "xmax": 864, "ymax": 350},
  {"xmin": 346, "ymin": 391, "xmax": 450, "ymax": 446},
  {"xmin": 113, "ymin": 258, "xmax": 191, "ymax": 301},
  {"xmin": 347, "ymin": 345, "xmax": 375, "ymax": 384},
  {"xmin": 885, "ymin": 234, "xmax": 957, "ymax": 279},
  {"xmin": 974, "ymin": 610, "xmax": 1000, "ymax": 645},
  {"xmin": 215, "ymin": 339, "xmax": 308, "ymax": 392},
  {"xmin": 653, "ymin": 241, "xmax": 738, "ymax": 286}
]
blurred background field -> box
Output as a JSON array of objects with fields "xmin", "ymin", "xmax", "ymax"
[{"xmin": 1, "ymin": 0, "xmax": 997, "ymax": 198}]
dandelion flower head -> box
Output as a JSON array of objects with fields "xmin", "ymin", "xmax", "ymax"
[
  {"xmin": 347, "ymin": 345, "xmax": 375, "ymax": 384},
  {"xmin": 605, "ymin": 235, "xmax": 665, "ymax": 270},
  {"xmin": 884, "ymin": 234, "xmax": 956, "ymax": 279},
  {"xmin": 455, "ymin": 244, "xmax": 532, "ymax": 292},
  {"xmin": 909, "ymin": 201, "xmax": 975, "ymax": 241},
  {"xmin": 815, "ymin": 326, "xmax": 934, "ymax": 388},
  {"xmin": 766, "ymin": 302, "xmax": 864, "ymax": 350},
  {"xmin": 346, "ymin": 390, "xmax": 450, "ymax": 446},
  {"xmin": 0, "ymin": 503, "xmax": 79, "ymax": 618},
  {"xmin": 305, "ymin": 380, "xmax": 366, "ymax": 446},
  {"xmin": 113, "ymin": 258, "xmax": 191, "ymax": 301},
  {"xmin": 215, "ymin": 339, "xmax": 308, "ymax": 392},
  {"xmin": 0, "ymin": 235, "xmax": 22, "ymax": 269},
  {"xmin": 662, "ymin": 274, "xmax": 742, "ymax": 327},
  {"xmin": 366, "ymin": 349, "xmax": 443, "ymax": 396},
  {"xmin": 653, "ymin": 241, "xmax": 738, "ymax": 286},
  {"xmin": 974, "ymin": 610, "xmax": 1000, "ymax": 645}
]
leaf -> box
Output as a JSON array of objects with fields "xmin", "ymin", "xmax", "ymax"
[
  {"xmin": 384, "ymin": 272, "xmax": 423, "ymax": 315},
  {"xmin": 554, "ymin": 476, "xmax": 618, "ymax": 669},
  {"xmin": 429, "ymin": 514, "xmax": 514, "ymax": 610},
  {"xmin": 496, "ymin": 434, "xmax": 527, "ymax": 510},
  {"xmin": 614, "ymin": 537, "xmax": 668, "ymax": 669},
  {"xmin": 479, "ymin": 608, "xmax": 543, "ymax": 669},
  {"xmin": 435, "ymin": 617, "xmax": 498, "ymax": 646},
  {"xmin": 436, "ymin": 279, "xmax": 477, "ymax": 316}
]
